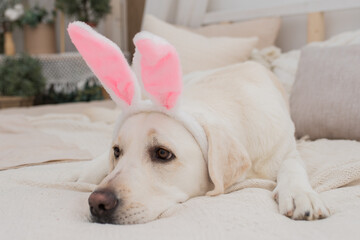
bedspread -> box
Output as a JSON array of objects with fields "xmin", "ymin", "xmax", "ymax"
[{"xmin": 1, "ymin": 102, "xmax": 360, "ymax": 240}]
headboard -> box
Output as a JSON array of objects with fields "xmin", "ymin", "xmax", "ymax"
[{"xmin": 174, "ymin": 0, "xmax": 360, "ymax": 44}]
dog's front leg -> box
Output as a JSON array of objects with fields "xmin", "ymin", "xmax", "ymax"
[
  {"xmin": 77, "ymin": 151, "xmax": 110, "ymax": 184},
  {"xmin": 273, "ymin": 150, "xmax": 330, "ymax": 220}
]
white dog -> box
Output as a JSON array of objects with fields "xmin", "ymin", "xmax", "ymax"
[{"xmin": 68, "ymin": 22, "xmax": 329, "ymax": 225}]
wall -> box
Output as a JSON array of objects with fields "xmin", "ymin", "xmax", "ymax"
[
  {"xmin": 145, "ymin": 0, "xmax": 360, "ymax": 52},
  {"xmin": 276, "ymin": 9, "xmax": 360, "ymax": 51},
  {"xmin": 14, "ymin": 0, "xmax": 360, "ymax": 53}
]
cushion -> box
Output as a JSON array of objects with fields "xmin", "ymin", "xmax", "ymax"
[
  {"xmin": 142, "ymin": 15, "xmax": 258, "ymax": 74},
  {"xmin": 189, "ymin": 17, "xmax": 281, "ymax": 49},
  {"xmin": 272, "ymin": 29, "xmax": 360, "ymax": 95},
  {"xmin": 290, "ymin": 45, "xmax": 360, "ymax": 141}
]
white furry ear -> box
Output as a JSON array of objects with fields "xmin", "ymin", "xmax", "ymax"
[
  {"xmin": 204, "ymin": 126, "xmax": 251, "ymax": 196},
  {"xmin": 132, "ymin": 31, "xmax": 182, "ymax": 110},
  {"xmin": 68, "ymin": 21, "xmax": 140, "ymax": 108}
]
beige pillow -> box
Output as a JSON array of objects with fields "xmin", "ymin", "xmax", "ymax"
[
  {"xmin": 290, "ymin": 45, "xmax": 360, "ymax": 141},
  {"xmin": 189, "ymin": 17, "xmax": 281, "ymax": 49},
  {"xmin": 142, "ymin": 15, "xmax": 258, "ymax": 74}
]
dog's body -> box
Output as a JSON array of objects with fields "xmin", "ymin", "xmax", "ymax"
[
  {"xmin": 68, "ymin": 23, "xmax": 328, "ymax": 225},
  {"xmin": 182, "ymin": 62, "xmax": 291, "ymax": 184},
  {"xmin": 79, "ymin": 62, "xmax": 329, "ymax": 224}
]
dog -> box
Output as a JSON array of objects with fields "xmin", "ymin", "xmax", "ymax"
[{"xmin": 68, "ymin": 22, "xmax": 330, "ymax": 225}]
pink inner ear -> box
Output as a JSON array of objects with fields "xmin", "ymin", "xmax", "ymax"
[
  {"xmin": 135, "ymin": 38, "xmax": 182, "ymax": 109},
  {"xmin": 68, "ymin": 23, "xmax": 134, "ymax": 106}
]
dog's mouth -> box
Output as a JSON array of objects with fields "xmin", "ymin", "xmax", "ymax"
[
  {"xmin": 88, "ymin": 204, "xmax": 150, "ymax": 225},
  {"xmin": 90, "ymin": 213, "xmax": 117, "ymax": 224},
  {"xmin": 88, "ymin": 205, "xmax": 179, "ymax": 225},
  {"xmin": 156, "ymin": 201, "xmax": 186, "ymax": 221},
  {"xmin": 156, "ymin": 208, "xmax": 170, "ymax": 220}
]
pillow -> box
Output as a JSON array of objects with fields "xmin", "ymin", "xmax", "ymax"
[
  {"xmin": 189, "ymin": 17, "xmax": 281, "ymax": 49},
  {"xmin": 142, "ymin": 15, "xmax": 258, "ymax": 74},
  {"xmin": 272, "ymin": 29, "xmax": 360, "ymax": 95},
  {"xmin": 290, "ymin": 45, "xmax": 360, "ymax": 141}
]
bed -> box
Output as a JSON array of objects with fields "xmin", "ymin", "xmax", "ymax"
[{"xmin": 1, "ymin": 1, "xmax": 360, "ymax": 239}]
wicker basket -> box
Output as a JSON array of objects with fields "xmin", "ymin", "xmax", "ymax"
[{"xmin": 0, "ymin": 96, "xmax": 35, "ymax": 109}]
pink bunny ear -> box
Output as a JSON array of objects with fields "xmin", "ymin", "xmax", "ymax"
[
  {"xmin": 68, "ymin": 21, "xmax": 137, "ymax": 107},
  {"xmin": 133, "ymin": 32, "xmax": 182, "ymax": 110}
]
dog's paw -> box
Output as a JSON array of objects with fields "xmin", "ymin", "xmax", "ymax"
[
  {"xmin": 273, "ymin": 187, "xmax": 330, "ymax": 220},
  {"xmin": 75, "ymin": 151, "xmax": 110, "ymax": 184},
  {"xmin": 77, "ymin": 169, "xmax": 103, "ymax": 184},
  {"xmin": 76, "ymin": 163, "xmax": 108, "ymax": 184}
]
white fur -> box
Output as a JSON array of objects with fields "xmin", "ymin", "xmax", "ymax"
[
  {"xmin": 78, "ymin": 61, "xmax": 329, "ymax": 224},
  {"xmin": 69, "ymin": 24, "xmax": 209, "ymax": 162}
]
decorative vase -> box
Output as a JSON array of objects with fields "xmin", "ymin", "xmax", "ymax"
[
  {"xmin": 4, "ymin": 32, "xmax": 16, "ymax": 56},
  {"xmin": 24, "ymin": 23, "xmax": 56, "ymax": 54}
]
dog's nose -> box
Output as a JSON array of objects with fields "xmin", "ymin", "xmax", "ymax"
[{"xmin": 88, "ymin": 189, "xmax": 118, "ymax": 222}]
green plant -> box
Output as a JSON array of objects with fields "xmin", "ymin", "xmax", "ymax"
[
  {"xmin": 1, "ymin": 0, "xmax": 23, "ymax": 31},
  {"xmin": 19, "ymin": 5, "xmax": 55, "ymax": 28},
  {"xmin": 75, "ymin": 78, "xmax": 104, "ymax": 102},
  {"xmin": 56, "ymin": 0, "xmax": 111, "ymax": 25},
  {"xmin": 0, "ymin": 54, "xmax": 45, "ymax": 97},
  {"xmin": 41, "ymin": 78, "xmax": 104, "ymax": 104},
  {"xmin": 0, "ymin": 1, "xmax": 22, "ymax": 23}
]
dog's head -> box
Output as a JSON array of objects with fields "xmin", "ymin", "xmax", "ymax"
[{"xmin": 68, "ymin": 22, "xmax": 251, "ymax": 224}]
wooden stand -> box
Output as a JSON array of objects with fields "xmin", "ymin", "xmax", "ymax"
[
  {"xmin": 59, "ymin": 11, "xmax": 66, "ymax": 53},
  {"xmin": 307, "ymin": 12, "xmax": 325, "ymax": 43},
  {"xmin": 24, "ymin": 23, "xmax": 56, "ymax": 54}
]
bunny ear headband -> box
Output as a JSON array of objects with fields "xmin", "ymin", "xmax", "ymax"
[{"xmin": 68, "ymin": 21, "xmax": 208, "ymax": 161}]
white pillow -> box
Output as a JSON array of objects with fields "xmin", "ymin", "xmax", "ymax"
[
  {"xmin": 272, "ymin": 29, "xmax": 360, "ymax": 95},
  {"xmin": 189, "ymin": 17, "xmax": 281, "ymax": 49},
  {"xmin": 142, "ymin": 15, "xmax": 258, "ymax": 74}
]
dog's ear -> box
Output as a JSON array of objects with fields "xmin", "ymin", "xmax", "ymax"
[
  {"xmin": 133, "ymin": 31, "xmax": 182, "ymax": 110},
  {"xmin": 203, "ymin": 125, "xmax": 252, "ymax": 196},
  {"xmin": 68, "ymin": 21, "xmax": 139, "ymax": 108}
]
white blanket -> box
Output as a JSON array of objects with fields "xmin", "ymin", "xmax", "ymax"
[
  {"xmin": 1, "ymin": 102, "xmax": 360, "ymax": 239},
  {"xmin": 0, "ymin": 101, "xmax": 117, "ymax": 170}
]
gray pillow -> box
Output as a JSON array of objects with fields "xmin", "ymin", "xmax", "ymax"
[{"xmin": 290, "ymin": 45, "xmax": 360, "ymax": 141}]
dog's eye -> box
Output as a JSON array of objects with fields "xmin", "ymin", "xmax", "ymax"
[
  {"xmin": 155, "ymin": 148, "xmax": 175, "ymax": 161},
  {"xmin": 113, "ymin": 146, "xmax": 122, "ymax": 159}
]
